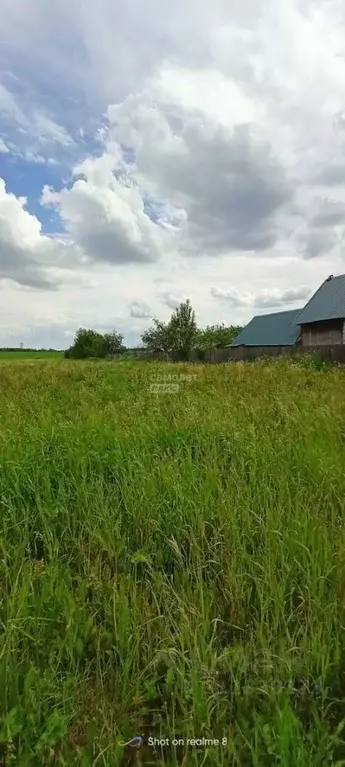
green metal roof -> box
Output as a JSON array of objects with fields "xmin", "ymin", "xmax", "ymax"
[
  {"xmin": 231, "ymin": 309, "xmax": 302, "ymax": 347},
  {"xmin": 296, "ymin": 274, "xmax": 345, "ymax": 324}
]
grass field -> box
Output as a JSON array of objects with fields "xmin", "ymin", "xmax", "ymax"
[
  {"xmin": 0, "ymin": 350, "xmax": 63, "ymax": 360},
  {"xmin": 1, "ymin": 358, "xmax": 345, "ymax": 765}
]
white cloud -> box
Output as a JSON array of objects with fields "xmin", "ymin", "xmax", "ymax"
[
  {"xmin": 152, "ymin": 65, "xmax": 265, "ymax": 128},
  {"xmin": 95, "ymin": 89, "xmax": 292, "ymax": 259},
  {"xmin": 2, "ymin": 0, "xmax": 345, "ymax": 344},
  {"xmin": 0, "ymin": 82, "xmax": 27, "ymax": 125},
  {"xmin": 0, "ymin": 81, "xmax": 74, "ymax": 161},
  {"xmin": 159, "ymin": 291, "xmax": 188, "ymax": 309},
  {"xmin": 41, "ymin": 162, "xmax": 167, "ymax": 266},
  {"xmin": 23, "ymin": 151, "xmax": 46, "ymax": 164},
  {"xmin": 32, "ymin": 111, "xmax": 74, "ymax": 147},
  {"xmin": 129, "ymin": 300, "xmax": 152, "ymax": 318},
  {"xmin": 0, "ymin": 138, "xmax": 10, "ymax": 153},
  {"xmin": 0, "ymin": 176, "xmax": 81, "ymax": 289},
  {"xmin": 211, "ymin": 285, "xmax": 311, "ymax": 309},
  {"xmin": 0, "ymin": 0, "xmax": 234, "ymax": 106}
]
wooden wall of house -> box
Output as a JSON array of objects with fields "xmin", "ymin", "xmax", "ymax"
[{"xmin": 300, "ymin": 319, "xmax": 343, "ymax": 346}]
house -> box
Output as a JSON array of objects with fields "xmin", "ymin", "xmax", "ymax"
[
  {"xmin": 295, "ymin": 274, "xmax": 345, "ymax": 346},
  {"xmin": 230, "ymin": 308, "xmax": 302, "ymax": 349},
  {"xmin": 230, "ymin": 273, "xmax": 345, "ymax": 352}
]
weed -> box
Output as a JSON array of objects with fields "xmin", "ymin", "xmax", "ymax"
[{"xmin": 1, "ymin": 358, "xmax": 345, "ymax": 764}]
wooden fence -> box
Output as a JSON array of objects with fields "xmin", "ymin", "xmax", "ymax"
[
  {"xmin": 226, "ymin": 345, "xmax": 345, "ymax": 363},
  {"xmin": 133, "ymin": 345, "xmax": 345, "ymax": 364}
]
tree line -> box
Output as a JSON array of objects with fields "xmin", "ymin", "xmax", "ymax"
[
  {"xmin": 0, "ymin": 347, "xmax": 61, "ymax": 352},
  {"xmin": 64, "ymin": 300, "xmax": 243, "ymax": 360}
]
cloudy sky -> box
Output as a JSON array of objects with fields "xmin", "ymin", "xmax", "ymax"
[{"xmin": 1, "ymin": 0, "xmax": 345, "ymax": 347}]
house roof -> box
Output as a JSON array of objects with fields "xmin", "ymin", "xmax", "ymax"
[
  {"xmin": 230, "ymin": 308, "xmax": 302, "ymax": 347},
  {"xmin": 296, "ymin": 274, "xmax": 345, "ymax": 324}
]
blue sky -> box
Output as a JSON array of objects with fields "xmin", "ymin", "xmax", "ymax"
[
  {"xmin": 1, "ymin": 154, "xmax": 64, "ymax": 234},
  {"xmin": 1, "ymin": 0, "xmax": 345, "ymax": 347}
]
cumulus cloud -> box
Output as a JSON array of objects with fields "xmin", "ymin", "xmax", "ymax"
[
  {"xmin": 0, "ymin": 177, "xmax": 80, "ymax": 289},
  {"xmin": 2, "ymin": 0, "xmax": 345, "ymax": 342},
  {"xmin": 310, "ymin": 200, "xmax": 345, "ymax": 228},
  {"xmin": 129, "ymin": 300, "xmax": 152, "ymax": 318},
  {"xmin": 41, "ymin": 159, "xmax": 166, "ymax": 266},
  {"xmin": 104, "ymin": 94, "xmax": 293, "ymax": 257},
  {"xmin": 33, "ymin": 84, "xmax": 290, "ymax": 269},
  {"xmin": 288, "ymin": 195, "xmax": 345, "ymax": 260},
  {"xmin": 158, "ymin": 291, "xmax": 188, "ymax": 309},
  {"xmin": 314, "ymin": 163, "xmax": 345, "ymax": 187},
  {"xmin": 304, "ymin": 229, "xmax": 339, "ymax": 260},
  {"xmin": 211, "ymin": 285, "xmax": 311, "ymax": 309},
  {"xmin": 4, "ymin": 0, "xmax": 345, "ymax": 274},
  {"xmin": 0, "ymin": 0, "xmax": 234, "ymax": 107}
]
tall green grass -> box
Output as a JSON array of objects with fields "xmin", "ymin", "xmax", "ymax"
[{"xmin": 1, "ymin": 359, "xmax": 345, "ymax": 765}]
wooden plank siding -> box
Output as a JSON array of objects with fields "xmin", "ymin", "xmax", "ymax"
[{"xmin": 300, "ymin": 319, "xmax": 344, "ymax": 346}]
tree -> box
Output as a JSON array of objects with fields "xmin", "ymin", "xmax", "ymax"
[
  {"xmin": 65, "ymin": 328, "xmax": 124, "ymax": 359},
  {"xmin": 141, "ymin": 318, "xmax": 172, "ymax": 352},
  {"xmin": 194, "ymin": 324, "xmax": 243, "ymax": 350},
  {"xmin": 103, "ymin": 331, "xmax": 124, "ymax": 356},
  {"xmin": 168, "ymin": 299, "xmax": 197, "ymax": 360},
  {"xmin": 141, "ymin": 303, "xmax": 242, "ymax": 360},
  {"xmin": 67, "ymin": 329, "xmax": 100, "ymax": 359}
]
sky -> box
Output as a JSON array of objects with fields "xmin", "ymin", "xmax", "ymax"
[{"xmin": 1, "ymin": 0, "xmax": 345, "ymax": 348}]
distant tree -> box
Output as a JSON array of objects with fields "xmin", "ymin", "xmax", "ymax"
[
  {"xmin": 141, "ymin": 301, "xmax": 197, "ymax": 359},
  {"xmin": 141, "ymin": 318, "xmax": 172, "ymax": 352},
  {"xmin": 64, "ymin": 328, "xmax": 125, "ymax": 359},
  {"xmin": 141, "ymin": 307, "xmax": 242, "ymax": 360},
  {"xmin": 168, "ymin": 299, "xmax": 197, "ymax": 360},
  {"xmin": 67, "ymin": 329, "xmax": 102, "ymax": 359},
  {"xmin": 103, "ymin": 330, "xmax": 124, "ymax": 356},
  {"xmin": 65, "ymin": 328, "xmax": 124, "ymax": 359},
  {"xmin": 195, "ymin": 324, "xmax": 243, "ymax": 350}
]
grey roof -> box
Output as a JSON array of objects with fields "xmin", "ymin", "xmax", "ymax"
[
  {"xmin": 230, "ymin": 308, "xmax": 302, "ymax": 347},
  {"xmin": 296, "ymin": 274, "xmax": 345, "ymax": 324}
]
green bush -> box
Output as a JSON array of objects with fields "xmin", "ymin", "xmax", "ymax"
[
  {"xmin": 291, "ymin": 353, "xmax": 330, "ymax": 371},
  {"xmin": 65, "ymin": 328, "xmax": 124, "ymax": 360}
]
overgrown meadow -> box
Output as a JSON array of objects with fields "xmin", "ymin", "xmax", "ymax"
[{"xmin": 1, "ymin": 358, "xmax": 345, "ymax": 766}]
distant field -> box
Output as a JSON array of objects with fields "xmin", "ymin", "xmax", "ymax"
[
  {"xmin": 1, "ymin": 358, "xmax": 345, "ymax": 765},
  {"xmin": 0, "ymin": 350, "xmax": 63, "ymax": 359}
]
